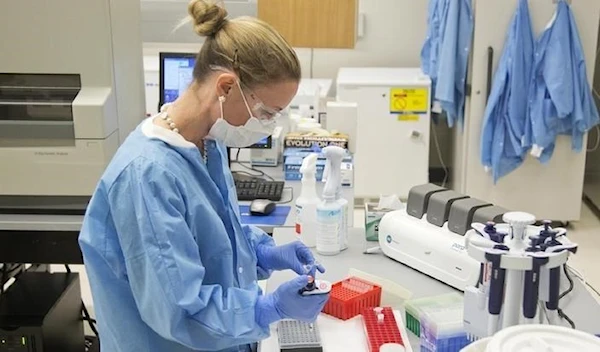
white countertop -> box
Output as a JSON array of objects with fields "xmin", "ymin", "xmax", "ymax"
[{"xmin": 261, "ymin": 227, "xmax": 600, "ymax": 351}]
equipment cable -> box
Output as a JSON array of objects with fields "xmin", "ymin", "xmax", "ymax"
[
  {"xmin": 431, "ymin": 123, "xmax": 448, "ymax": 187},
  {"xmin": 277, "ymin": 187, "xmax": 294, "ymax": 204},
  {"xmin": 231, "ymin": 148, "xmax": 276, "ymax": 181},
  {"xmin": 557, "ymin": 264, "xmax": 576, "ymax": 329},
  {"xmin": 65, "ymin": 265, "xmax": 99, "ymax": 337}
]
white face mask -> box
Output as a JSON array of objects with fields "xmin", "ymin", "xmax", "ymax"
[{"xmin": 208, "ymin": 81, "xmax": 276, "ymax": 148}]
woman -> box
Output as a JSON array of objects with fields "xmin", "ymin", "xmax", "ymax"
[{"xmin": 78, "ymin": 1, "xmax": 329, "ymax": 351}]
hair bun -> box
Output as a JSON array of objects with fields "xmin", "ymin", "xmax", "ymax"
[{"xmin": 188, "ymin": 0, "xmax": 228, "ymax": 37}]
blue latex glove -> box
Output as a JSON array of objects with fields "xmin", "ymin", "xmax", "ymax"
[
  {"xmin": 255, "ymin": 275, "xmax": 329, "ymax": 328},
  {"xmin": 257, "ymin": 241, "xmax": 326, "ymax": 276}
]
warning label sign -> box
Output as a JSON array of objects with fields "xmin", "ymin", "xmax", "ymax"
[{"xmin": 389, "ymin": 88, "xmax": 429, "ymax": 115}]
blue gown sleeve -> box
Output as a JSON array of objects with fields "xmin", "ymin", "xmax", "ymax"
[
  {"xmin": 108, "ymin": 157, "xmax": 270, "ymax": 351},
  {"xmin": 242, "ymin": 224, "xmax": 275, "ymax": 280}
]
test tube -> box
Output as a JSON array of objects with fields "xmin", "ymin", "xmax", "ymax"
[
  {"xmin": 373, "ymin": 307, "xmax": 383, "ymax": 314},
  {"xmin": 377, "ymin": 313, "xmax": 385, "ymax": 324}
]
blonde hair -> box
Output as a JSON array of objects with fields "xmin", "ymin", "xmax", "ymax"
[{"xmin": 187, "ymin": 0, "xmax": 301, "ymax": 88}]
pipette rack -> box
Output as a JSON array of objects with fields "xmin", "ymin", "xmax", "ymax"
[
  {"xmin": 322, "ymin": 277, "xmax": 382, "ymax": 320},
  {"xmin": 463, "ymin": 212, "xmax": 578, "ymax": 341},
  {"xmin": 362, "ymin": 307, "xmax": 404, "ymax": 352}
]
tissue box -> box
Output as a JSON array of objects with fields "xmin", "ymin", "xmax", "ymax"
[{"xmin": 365, "ymin": 203, "xmax": 393, "ymax": 242}]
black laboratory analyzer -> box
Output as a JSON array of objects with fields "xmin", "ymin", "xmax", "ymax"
[{"xmin": 0, "ymin": 272, "xmax": 84, "ymax": 352}]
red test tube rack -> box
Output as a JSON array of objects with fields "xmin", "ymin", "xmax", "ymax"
[
  {"xmin": 322, "ymin": 277, "xmax": 382, "ymax": 320},
  {"xmin": 362, "ymin": 307, "xmax": 404, "ymax": 352}
]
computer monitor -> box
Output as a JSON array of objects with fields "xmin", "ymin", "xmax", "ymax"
[
  {"xmin": 158, "ymin": 52, "xmax": 196, "ymax": 109},
  {"xmin": 158, "ymin": 52, "xmax": 272, "ymax": 150}
]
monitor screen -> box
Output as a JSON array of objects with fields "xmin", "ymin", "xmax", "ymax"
[
  {"xmin": 251, "ymin": 136, "xmax": 272, "ymax": 149},
  {"xmin": 159, "ymin": 52, "xmax": 196, "ymax": 108},
  {"xmin": 159, "ymin": 52, "xmax": 273, "ymax": 150}
]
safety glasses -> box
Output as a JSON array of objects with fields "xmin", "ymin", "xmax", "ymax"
[
  {"xmin": 210, "ymin": 65, "xmax": 282, "ymax": 122},
  {"xmin": 239, "ymin": 83, "xmax": 282, "ymax": 122}
]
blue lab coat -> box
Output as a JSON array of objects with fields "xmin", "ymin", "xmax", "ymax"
[
  {"xmin": 79, "ymin": 118, "xmax": 275, "ymax": 352},
  {"xmin": 480, "ymin": 0, "xmax": 534, "ymax": 182},
  {"xmin": 421, "ymin": 0, "xmax": 474, "ymax": 128},
  {"xmin": 523, "ymin": 0, "xmax": 599, "ymax": 162}
]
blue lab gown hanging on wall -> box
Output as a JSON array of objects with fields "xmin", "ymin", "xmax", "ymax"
[
  {"xmin": 480, "ymin": 0, "xmax": 534, "ymax": 182},
  {"xmin": 421, "ymin": 0, "xmax": 474, "ymax": 128},
  {"xmin": 523, "ymin": 0, "xmax": 599, "ymax": 163}
]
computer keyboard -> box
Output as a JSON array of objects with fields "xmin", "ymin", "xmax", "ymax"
[{"xmin": 235, "ymin": 178, "xmax": 285, "ymax": 201}]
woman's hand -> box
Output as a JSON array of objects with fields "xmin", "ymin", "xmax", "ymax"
[{"xmin": 257, "ymin": 241, "xmax": 325, "ymax": 276}]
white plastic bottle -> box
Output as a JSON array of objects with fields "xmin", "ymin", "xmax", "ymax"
[
  {"xmin": 316, "ymin": 196, "xmax": 342, "ymax": 256},
  {"xmin": 316, "ymin": 146, "xmax": 346, "ymax": 255},
  {"xmin": 295, "ymin": 154, "xmax": 320, "ymax": 247},
  {"xmin": 336, "ymin": 188, "xmax": 349, "ymax": 251}
]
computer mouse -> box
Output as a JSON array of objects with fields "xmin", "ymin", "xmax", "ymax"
[{"xmin": 249, "ymin": 199, "xmax": 276, "ymax": 216}]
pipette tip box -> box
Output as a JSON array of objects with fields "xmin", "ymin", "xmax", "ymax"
[
  {"xmin": 404, "ymin": 293, "xmax": 463, "ymax": 337},
  {"xmin": 322, "ymin": 277, "xmax": 382, "ymax": 320},
  {"xmin": 277, "ymin": 320, "xmax": 323, "ymax": 352},
  {"xmin": 419, "ymin": 305, "xmax": 470, "ymax": 352},
  {"xmin": 362, "ymin": 307, "xmax": 404, "ymax": 352}
]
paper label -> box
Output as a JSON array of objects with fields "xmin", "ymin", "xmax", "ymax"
[{"xmin": 397, "ymin": 114, "xmax": 420, "ymax": 122}]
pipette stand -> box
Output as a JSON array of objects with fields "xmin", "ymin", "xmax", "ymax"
[{"xmin": 463, "ymin": 212, "xmax": 578, "ymax": 341}]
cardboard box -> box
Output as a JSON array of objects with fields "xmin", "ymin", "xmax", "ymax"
[{"xmin": 284, "ymin": 133, "xmax": 349, "ymax": 149}]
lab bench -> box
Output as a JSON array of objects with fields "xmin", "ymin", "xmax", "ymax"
[{"xmin": 260, "ymin": 227, "xmax": 600, "ymax": 351}]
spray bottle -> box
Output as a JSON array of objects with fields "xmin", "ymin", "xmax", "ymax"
[
  {"xmin": 316, "ymin": 146, "xmax": 346, "ymax": 255},
  {"xmin": 335, "ymin": 180, "xmax": 349, "ymax": 251},
  {"xmin": 295, "ymin": 153, "xmax": 320, "ymax": 247}
]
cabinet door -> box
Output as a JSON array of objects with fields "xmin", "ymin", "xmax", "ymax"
[{"xmin": 258, "ymin": 0, "xmax": 357, "ymax": 49}]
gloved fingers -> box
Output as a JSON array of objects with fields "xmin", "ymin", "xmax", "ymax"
[
  {"xmin": 315, "ymin": 263, "xmax": 326, "ymax": 274},
  {"xmin": 297, "ymin": 245, "xmax": 316, "ymax": 265},
  {"xmin": 287, "ymin": 275, "xmax": 310, "ymax": 290},
  {"xmin": 303, "ymin": 262, "xmax": 325, "ymax": 277},
  {"xmin": 291, "ymin": 263, "xmax": 309, "ymax": 276}
]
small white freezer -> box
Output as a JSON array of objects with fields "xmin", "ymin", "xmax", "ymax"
[{"xmin": 336, "ymin": 67, "xmax": 432, "ymax": 200}]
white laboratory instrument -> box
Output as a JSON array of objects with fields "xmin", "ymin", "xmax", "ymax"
[
  {"xmin": 250, "ymin": 127, "xmax": 284, "ymax": 167},
  {"xmin": 0, "ymin": 0, "xmax": 145, "ymax": 209},
  {"xmin": 289, "ymin": 79, "xmax": 333, "ymax": 120},
  {"xmin": 463, "ymin": 214, "xmax": 578, "ymax": 341},
  {"xmin": 336, "ymin": 68, "xmax": 431, "ymax": 200},
  {"xmin": 324, "ymin": 101, "xmax": 358, "ymax": 153},
  {"xmin": 377, "ymin": 183, "xmax": 509, "ymax": 291},
  {"xmin": 378, "ymin": 209, "xmax": 480, "ymax": 291}
]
